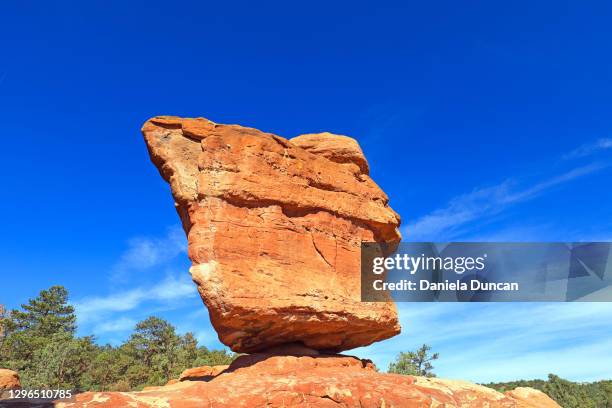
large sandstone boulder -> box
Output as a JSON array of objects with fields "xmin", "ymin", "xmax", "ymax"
[
  {"xmin": 56, "ymin": 354, "xmax": 561, "ymax": 408},
  {"xmin": 142, "ymin": 116, "xmax": 401, "ymax": 353},
  {"xmin": 0, "ymin": 368, "xmax": 20, "ymax": 390}
]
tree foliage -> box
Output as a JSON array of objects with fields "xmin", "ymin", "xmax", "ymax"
[
  {"xmin": 486, "ymin": 375, "xmax": 612, "ymax": 408},
  {"xmin": 0, "ymin": 286, "xmax": 236, "ymax": 391},
  {"xmin": 388, "ymin": 344, "xmax": 439, "ymax": 377}
]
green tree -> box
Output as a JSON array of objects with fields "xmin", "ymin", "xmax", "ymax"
[
  {"xmin": 1, "ymin": 287, "xmax": 77, "ymax": 370},
  {"xmin": 388, "ymin": 344, "xmax": 439, "ymax": 377},
  {"xmin": 81, "ymin": 346, "xmax": 123, "ymax": 391},
  {"xmin": 126, "ymin": 316, "xmax": 182, "ymax": 386},
  {"xmin": 600, "ymin": 381, "xmax": 612, "ymax": 408},
  {"xmin": 27, "ymin": 334, "xmax": 98, "ymax": 389},
  {"xmin": 194, "ymin": 347, "xmax": 235, "ymax": 367},
  {"xmin": 485, "ymin": 376, "xmax": 612, "ymax": 408},
  {"xmin": 542, "ymin": 374, "xmax": 595, "ymax": 408},
  {"xmin": 176, "ymin": 332, "xmax": 198, "ymax": 370},
  {"xmin": 0, "ymin": 304, "xmax": 6, "ymax": 340},
  {"xmin": 0, "ymin": 286, "xmax": 93, "ymax": 389},
  {"xmin": 1, "ymin": 287, "xmax": 238, "ymax": 392},
  {"xmin": 9, "ymin": 286, "xmax": 76, "ymax": 336}
]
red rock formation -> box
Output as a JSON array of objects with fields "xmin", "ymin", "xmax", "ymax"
[
  {"xmin": 0, "ymin": 368, "xmax": 20, "ymax": 390},
  {"xmin": 505, "ymin": 387, "xmax": 562, "ymax": 408},
  {"xmin": 179, "ymin": 364, "xmax": 229, "ymax": 381},
  {"xmin": 57, "ymin": 354, "xmax": 560, "ymax": 408},
  {"xmin": 142, "ymin": 116, "xmax": 401, "ymax": 353},
  {"xmin": 128, "ymin": 116, "xmax": 563, "ymax": 408}
]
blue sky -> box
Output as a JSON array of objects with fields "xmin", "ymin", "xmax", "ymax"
[{"xmin": 1, "ymin": 1, "xmax": 612, "ymax": 383}]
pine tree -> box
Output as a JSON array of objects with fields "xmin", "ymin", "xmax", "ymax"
[
  {"xmin": 0, "ymin": 286, "xmax": 86, "ymax": 388},
  {"xmin": 388, "ymin": 344, "xmax": 439, "ymax": 377},
  {"xmin": 11, "ymin": 286, "xmax": 76, "ymax": 336},
  {"xmin": 127, "ymin": 316, "xmax": 181, "ymax": 386}
]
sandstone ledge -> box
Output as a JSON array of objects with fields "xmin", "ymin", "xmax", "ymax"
[{"xmin": 56, "ymin": 354, "xmax": 560, "ymax": 408}]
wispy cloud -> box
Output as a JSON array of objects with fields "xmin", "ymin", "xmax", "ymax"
[
  {"xmin": 354, "ymin": 302, "xmax": 612, "ymax": 382},
  {"xmin": 563, "ymin": 138, "xmax": 612, "ymax": 159},
  {"xmin": 74, "ymin": 274, "xmax": 196, "ymax": 325},
  {"xmin": 459, "ymin": 223, "xmax": 555, "ymax": 242},
  {"xmin": 112, "ymin": 226, "xmax": 187, "ymax": 280},
  {"xmin": 72, "ymin": 225, "xmax": 202, "ymax": 344},
  {"xmin": 171, "ymin": 308, "xmax": 227, "ymax": 349},
  {"xmin": 404, "ymin": 162, "xmax": 606, "ymax": 241},
  {"xmin": 94, "ymin": 317, "xmax": 138, "ymax": 334}
]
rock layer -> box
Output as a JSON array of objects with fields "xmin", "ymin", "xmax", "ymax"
[
  {"xmin": 179, "ymin": 365, "xmax": 229, "ymax": 381},
  {"xmin": 142, "ymin": 116, "xmax": 401, "ymax": 353},
  {"xmin": 56, "ymin": 354, "xmax": 561, "ymax": 408}
]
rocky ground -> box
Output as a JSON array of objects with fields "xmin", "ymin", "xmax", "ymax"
[
  {"xmin": 55, "ymin": 349, "xmax": 560, "ymax": 407},
  {"xmin": 0, "ymin": 353, "xmax": 561, "ymax": 407}
]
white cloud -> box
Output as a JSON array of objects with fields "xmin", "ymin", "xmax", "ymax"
[
  {"xmin": 361, "ymin": 140, "xmax": 612, "ymax": 382},
  {"xmin": 73, "ymin": 226, "xmax": 201, "ymax": 342},
  {"xmin": 404, "ymin": 163, "xmax": 605, "ymax": 240},
  {"xmin": 74, "ymin": 274, "xmax": 196, "ymax": 324},
  {"xmin": 563, "ymin": 138, "xmax": 612, "ymax": 159},
  {"xmin": 353, "ymin": 302, "xmax": 612, "ymax": 382},
  {"xmin": 112, "ymin": 226, "xmax": 187, "ymax": 280},
  {"xmin": 94, "ymin": 317, "xmax": 137, "ymax": 334},
  {"xmin": 459, "ymin": 224, "xmax": 555, "ymax": 241}
]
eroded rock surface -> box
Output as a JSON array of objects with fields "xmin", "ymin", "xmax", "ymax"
[
  {"xmin": 504, "ymin": 387, "xmax": 562, "ymax": 408},
  {"xmin": 142, "ymin": 116, "xmax": 401, "ymax": 353},
  {"xmin": 0, "ymin": 368, "xmax": 20, "ymax": 390},
  {"xmin": 179, "ymin": 365, "xmax": 229, "ymax": 381},
  {"xmin": 57, "ymin": 355, "xmax": 561, "ymax": 408}
]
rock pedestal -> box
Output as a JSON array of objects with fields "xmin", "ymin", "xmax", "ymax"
[{"xmin": 58, "ymin": 354, "xmax": 561, "ymax": 408}]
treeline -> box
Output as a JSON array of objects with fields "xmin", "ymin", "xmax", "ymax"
[
  {"xmin": 0, "ymin": 286, "xmax": 235, "ymax": 391},
  {"xmin": 384, "ymin": 340, "xmax": 612, "ymax": 407},
  {"xmin": 485, "ymin": 374, "xmax": 612, "ymax": 408}
]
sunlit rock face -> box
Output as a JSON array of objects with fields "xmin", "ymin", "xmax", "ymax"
[
  {"xmin": 59, "ymin": 354, "xmax": 561, "ymax": 408},
  {"xmin": 142, "ymin": 116, "xmax": 401, "ymax": 353},
  {"xmin": 0, "ymin": 368, "xmax": 20, "ymax": 390}
]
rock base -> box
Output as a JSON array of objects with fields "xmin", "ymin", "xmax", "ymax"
[{"xmin": 56, "ymin": 353, "xmax": 560, "ymax": 407}]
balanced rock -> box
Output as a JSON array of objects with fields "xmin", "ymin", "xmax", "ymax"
[
  {"xmin": 142, "ymin": 116, "xmax": 401, "ymax": 353},
  {"xmin": 57, "ymin": 354, "xmax": 561, "ymax": 408},
  {"xmin": 0, "ymin": 368, "xmax": 20, "ymax": 389}
]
